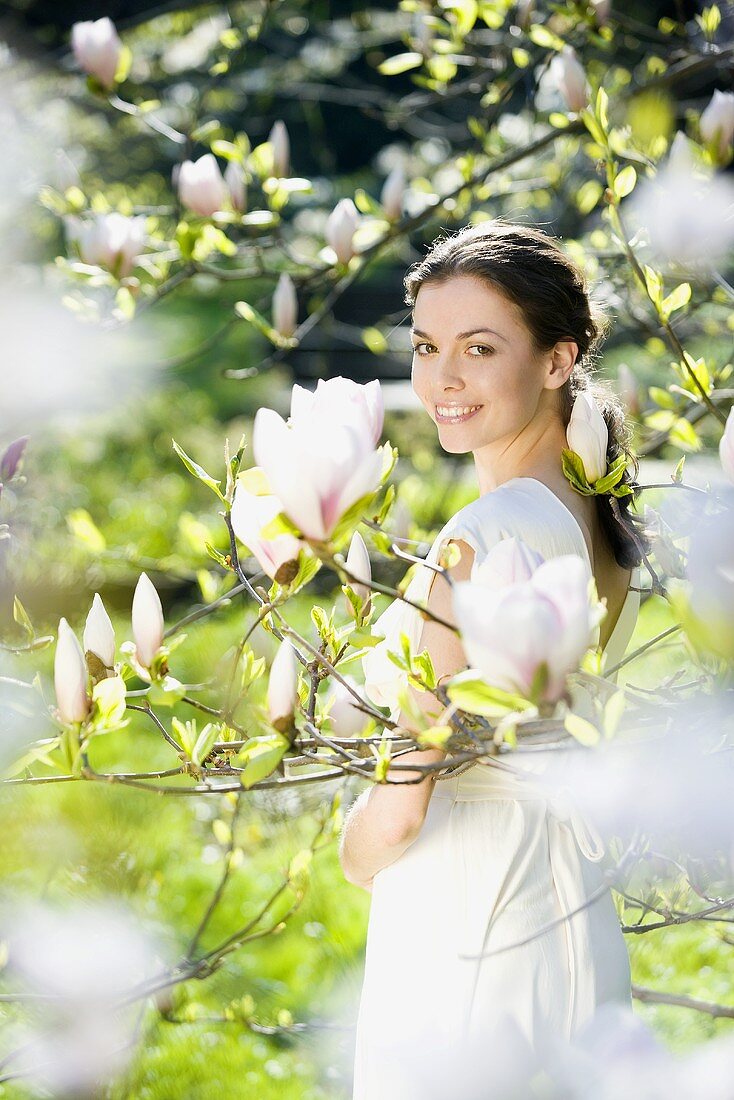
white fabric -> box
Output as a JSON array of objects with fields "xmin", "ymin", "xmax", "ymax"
[{"xmin": 352, "ymin": 478, "xmax": 641, "ymax": 1099}]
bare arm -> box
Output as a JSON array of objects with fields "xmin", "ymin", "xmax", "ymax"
[{"xmin": 338, "ymin": 538, "xmax": 476, "ymax": 891}]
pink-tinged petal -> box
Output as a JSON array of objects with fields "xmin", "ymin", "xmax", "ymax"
[
  {"xmin": 473, "ymin": 536, "xmax": 544, "ymax": 589},
  {"xmin": 83, "ymin": 593, "xmax": 116, "ymax": 667},
  {"xmin": 331, "ymin": 446, "xmax": 384, "ymax": 535},
  {"xmin": 253, "ymin": 408, "xmax": 327, "ymax": 540},
  {"xmin": 344, "ymin": 530, "xmax": 372, "ymax": 603},
  {"xmin": 719, "ymin": 406, "xmax": 734, "ymax": 485},
  {"xmin": 54, "ymin": 618, "xmax": 90, "ymax": 724},
  {"xmin": 267, "ymin": 639, "xmax": 298, "ymax": 724},
  {"xmin": 324, "ymin": 674, "xmax": 369, "ymax": 736},
  {"xmin": 131, "ymin": 572, "xmax": 164, "ymax": 669},
  {"xmin": 231, "ymin": 484, "xmax": 301, "ymax": 579}
]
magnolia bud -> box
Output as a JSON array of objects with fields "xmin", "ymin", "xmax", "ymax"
[
  {"xmin": 224, "ymin": 160, "xmax": 247, "ymax": 212},
  {"xmin": 71, "ymin": 17, "xmax": 123, "ymax": 90},
  {"xmin": 83, "ymin": 593, "xmax": 116, "ymax": 668},
  {"xmin": 272, "ymin": 272, "xmax": 298, "ymax": 338},
  {"xmin": 268, "ymin": 120, "xmax": 290, "ymax": 178},
  {"xmin": 132, "ymin": 572, "xmax": 164, "ymax": 669},
  {"xmin": 267, "ymin": 638, "xmax": 298, "ymax": 728},
  {"xmin": 344, "ymin": 530, "xmax": 372, "ymax": 611},
  {"xmin": 54, "ymin": 618, "xmax": 91, "ymax": 724},
  {"xmin": 550, "ymin": 45, "xmax": 589, "ymax": 114},
  {"xmin": 380, "ymin": 165, "xmax": 405, "ymax": 221},
  {"xmin": 720, "ymin": 406, "xmax": 734, "ymax": 485},
  {"xmin": 177, "ymin": 154, "xmax": 228, "ymax": 217},
  {"xmin": 567, "ymin": 391, "xmax": 609, "ymax": 484},
  {"xmin": 700, "ymin": 90, "xmax": 734, "ymax": 162},
  {"xmin": 325, "ymin": 198, "xmax": 361, "ymax": 265}
]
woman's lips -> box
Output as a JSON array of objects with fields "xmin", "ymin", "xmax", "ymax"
[{"xmin": 435, "ymin": 404, "xmax": 483, "ymax": 424}]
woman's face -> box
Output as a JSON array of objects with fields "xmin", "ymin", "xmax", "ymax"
[{"xmin": 410, "ymin": 275, "xmax": 561, "ymax": 456}]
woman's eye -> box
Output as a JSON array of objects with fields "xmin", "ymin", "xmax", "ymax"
[
  {"xmin": 412, "ymin": 342, "xmax": 434, "ymax": 355},
  {"xmin": 468, "ymin": 345, "xmax": 494, "ymax": 356}
]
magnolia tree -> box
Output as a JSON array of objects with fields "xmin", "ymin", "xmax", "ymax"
[{"xmin": 2, "ymin": 0, "xmax": 734, "ymax": 1093}]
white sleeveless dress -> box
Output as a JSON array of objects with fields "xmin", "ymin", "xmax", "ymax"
[{"xmin": 352, "ymin": 477, "xmax": 641, "ymax": 1099}]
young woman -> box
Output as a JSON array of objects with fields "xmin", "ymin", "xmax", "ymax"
[{"xmin": 339, "ymin": 221, "xmax": 649, "ymax": 1099}]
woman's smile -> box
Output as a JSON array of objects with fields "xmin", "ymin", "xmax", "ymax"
[{"xmin": 435, "ymin": 403, "xmax": 484, "ymax": 424}]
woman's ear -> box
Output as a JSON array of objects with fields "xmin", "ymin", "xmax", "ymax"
[{"xmin": 546, "ymin": 339, "xmax": 578, "ymax": 390}]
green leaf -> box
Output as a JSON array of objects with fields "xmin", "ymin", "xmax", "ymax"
[
  {"xmin": 67, "ymin": 509, "xmax": 106, "ymax": 552},
  {"xmin": 564, "ymin": 712, "xmax": 600, "ymax": 745},
  {"xmin": 237, "ymin": 733, "xmax": 289, "ymax": 789},
  {"xmin": 643, "ymin": 264, "xmax": 663, "ymax": 307},
  {"xmin": 672, "ymin": 455, "xmax": 686, "ymax": 483},
  {"xmin": 172, "ymin": 439, "xmax": 226, "ymax": 502},
  {"xmin": 148, "ymin": 675, "xmax": 187, "ymax": 708},
  {"xmin": 613, "ymin": 165, "xmax": 637, "ymax": 199},
  {"xmin": 193, "ymin": 722, "xmax": 219, "ymax": 766},
  {"xmin": 446, "ymin": 671, "xmax": 533, "ymax": 717},
  {"xmin": 90, "ymin": 675, "xmax": 128, "ymax": 733},
  {"xmin": 13, "ymin": 596, "xmax": 33, "ymax": 638},
  {"xmin": 561, "ymin": 448, "xmax": 594, "ymax": 494},
  {"xmin": 593, "ymin": 454, "xmax": 628, "ymax": 493},
  {"xmin": 378, "ymin": 52, "xmax": 424, "ymax": 75},
  {"xmin": 527, "ymin": 23, "xmax": 565, "ymax": 50},
  {"xmin": 660, "ymin": 282, "xmax": 691, "ymax": 320},
  {"xmin": 234, "ymin": 300, "xmax": 293, "ymax": 348}
]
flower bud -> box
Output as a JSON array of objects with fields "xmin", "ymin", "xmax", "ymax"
[
  {"xmin": 700, "ymin": 89, "xmax": 734, "ymax": 162},
  {"xmin": 54, "ymin": 618, "xmax": 91, "ymax": 724},
  {"xmin": 344, "ymin": 530, "xmax": 372, "ymax": 611},
  {"xmin": 719, "ymin": 406, "xmax": 734, "ymax": 485},
  {"xmin": 177, "ymin": 154, "xmax": 228, "ymax": 218},
  {"xmin": 132, "ymin": 572, "xmax": 164, "ymax": 669},
  {"xmin": 549, "ymin": 45, "xmax": 589, "ymax": 114},
  {"xmin": 272, "ymin": 272, "xmax": 298, "ymax": 338},
  {"xmin": 323, "ymin": 673, "xmax": 368, "ymax": 736},
  {"xmin": 69, "ymin": 212, "xmax": 146, "ymax": 279},
  {"xmin": 268, "ymin": 120, "xmax": 290, "ymax": 178},
  {"xmin": 83, "ymin": 593, "xmax": 116, "ymax": 668},
  {"xmin": 380, "ymin": 165, "xmax": 405, "ymax": 221},
  {"xmin": 71, "ymin": 17, "xmax": 123, "ymax": 90},
  {"xmin": 325, "ymin": 198, "xmax": 361, "ymax": 265},
  {"xmin": 224, "ymin": 160, "xmax": 247, "ymax": 212},
  {"xmin": 267, "ymin": 638, "xmax": 298, "ymax": 728},
  {"xmin": 567, "ymin": 391, "xmax": 609, "ymax": 484},
  {"xmin": 0, "ymin": 436, "xmax": 28, "ymax": 482}
]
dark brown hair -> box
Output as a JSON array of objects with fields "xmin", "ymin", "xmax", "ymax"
[{"xmin": 403, "ymin": 219, "xmax": 650, "ymax": 570}]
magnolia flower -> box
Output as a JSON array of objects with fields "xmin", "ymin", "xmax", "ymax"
[
  {"xmin": 477, "ymin": 535, "xmax": 544, "ymax": 589},
  {"xmin": 253, "ymin": 378, "xmax": 385, "ymax": 542},
  {"xmin": 272, "ymin": 272, "xmax": 298, "ymax": 337},
  {"xmin": 268, "ymin": 120, "xmax": 290, "ymax": 177},
  {"xmin": 325, "ymin": 198, "xmax": 361, "ymax": 265},
  {"xmin": 267, "ymin": 638, "xmax": 298, "ymax": 727},
  {"xmin": 224, "ymin": 159, "xmax": 247, "ymax": 212},
  {"xmin": 230, "ymin": 478, "xmax": 302, "ymax": 581},
  {"xmin": 68, "ymin": 212, "xmax": 146, "ymax": 279},
  {"xmin": 590, "ymin": 0, "xmax": 611, "ymax": 25},
  {"xmin": 344, "ymin": 529, "xmax": 372, "ymax": 611},
  {"xmin": 0, "ymin": 435, "xmax": 28, "ymax": 482},
  {"xmin": 83, "ymin": 593, "xmax": 116, "ymax": 668},
  {"xmin": 71, "ymin": 17, "xmax": 123, "ymax": 89},
  {"xmin": 54, "ymin": 618, "xmax": 91, "ymax": 724},
  {"xmin": 720, "ymin": 406, "xmax": 734, "ymax": 484},
  {"xmin": 131, "ymin": 572, "xmax": 164, "ymax": 669},
  {"xmin": 567, "ymin": 391, "xmax": 609, "ymax": 484},
  {"xmin": 381, "ymin": 165, "xmax": 405, "ymax": 221},
  {"xmin": 548, "ymin": 45, "xmax": 589, "ymax": 113},
  {"xmin": 700, "ymin": 89, "xmax": 734, "ymax": 161},
  {"xmin": 616, "ymin": 363, "xmax": 641, "ymax": 417},
  {"xmin": 177, "ymin": 154, "xmax": 228, "ymax": 217},
  {"xmin": 686, "ymin": 503, "xmax": 734, "ymax": 660},
  {"xmin": 323, "ymin": 673, "xmax": 369, "ymax": 736},
  {"xmin": 453, "ymin": 554, "xmax": 604, "ymax": 704}
]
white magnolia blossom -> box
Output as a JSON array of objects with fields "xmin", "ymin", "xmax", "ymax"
[
  {"xmin": 253, "ymin": 377, "xmax": 385, "ymax": 541},
  {"xmin": 548, "ymin": 45, "xmax": 589, "ymax": 113},
  {"xmin": 323, "ymin": 673, "xmax": 369, "ymax": 736},
  {"xmin": 453, "ymin": 554, "xmax": 604, "ymax": 703},
  {"xmin": 230, "ymin": 478, "xmax": 302, "ymax": 580},
  {"xmin": 380, "ymin": 165, "xmax": 405, "ymax": 221},
  {"xmin": 268, "ymin": 119, "xmax": 290, "ymax": 177},
  {"xmin": 325, "ymin": 197, "xmax": 361, "ymax": 264},
  {"xmin": 131, "ymin": 572, "xmax": 165, "ymax": 669},
  {"xmin": 224, "ymin": 159, "xmax": 247, "ymax": 212},
  {"xmin": 54, "ymin": 618, "xmax": 91, "ymax": 724},
  {"xmin": 83, "ymin": 592, "xmax": 116, "ymax": 667},
  {"xmin": 267, "ymin": 638, "xmax": 298, "ymax": 726},
  {"xmin": 272, "ymin": 271, "xmax": 298, "ymax": 337},
  {"xmin": 566, "ymin": 390, "xmax": 609, "ymax": 483},
  {"xmin": 627, "ymin": 131, "xmax": 734, "ymax": 269},
  {"xmin": 177, "ymin": 153, "xmax": 228, "ymax": 217},
  {"xmin": 71, "ymin": 17, "xmax": 123, "ymax": 89},
  {"xmin": 68, "ymin": 212, "xmax": 146, "ymax": 278},
  {"xmin": 685, "ymin": 505, "xmax": 734, "ymax": 658},
  {"xmin": 476, "ymin": 535, "xmax": 544, "ymax": 589},
  {"xmin": 719, "ymin": 405, "xmax": 734, "ymax": 484},
  {"xmin": 699, "ymin": 89, "xmax": 734, "ymax": 160},
  {"xmin": 344, "ymin": 529, "xmax": 372, "ymax": 606}
]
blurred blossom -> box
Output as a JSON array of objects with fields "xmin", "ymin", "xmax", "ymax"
[
  {"xmin": 684, "ymin": 504, "xmax": 734, "ymax": 661},
  {"xmin": 380, "ymin": 165, "xmax": 405, "ymax": 221},
  {"xmin": 325, "ymin": 197, "xmax": 361, "ymax": 264},
  {"xmin": 616, "ymin": 364, "xmax": 641, "ymax": 417},
  {"xmin": 83, "ymin": 592, "xmax": 116, "ymax": 668},
  {"xmin": 268, "ymin": 120, "xmax": 290, "ymax": 177},
  {"xmin": 66, "ymin": 211, "xmax": 147, "ymax": 278},
  {"xmin": 453, "ymin": 555, "xmax": 604, "ymax": 704},
  {"xmin": 590, "ymin": 0, "xmax": 612, "ymax": 24},
  {"xmin": 271, "ymin": 271, "xmax": 298, "ymax": 337},
  {"xmin": 719, "ymin": 406, "xmax": 734, "ymax": 484},
  {"xmin": 177, "ymin": 153, "xmax": 228, "ymax": 217},
  {"xmin": 0, "ymin": 435, "xmax": 29, "ymax": 483},
  {"xmin": 700, "ymin": 89, "xmax": 734, "ymax": 162},
  {"xmin": 344, "ymin": 529, "xmax": 372, "ymax": 610},
  {"xmin": 230, "ymin": 477, "xmax": 303, "ymax": 581},
  {"xmin": 0, "ymin": 898, "xmax": 163, "ymax": 1095},
  {"xmin": 131, "ymin": 572, "xmax": 164, "ymax": 668},
  {"xmin": 626, "ymin": 133, "xmax": 734, "ymax": 269},
  {"xmin": 253, "ymin": 378, "xmax": 385, "ymax": 542},
  {"xmin": 70, "ymin": 17, "xmax": 123, "ymax": 89},
  {"xmin": 566, "ymin": 391, "xmax": 609, "ymax": 483},
  {"xmin": 53, "ymin": 617, "xmax": 90, "ymax": 724},
  {"xmin": 547, "ymin": 46, "xmax": 589, "ymax": 114},
  {"xmin": 267, "ymin": 638, "xmax": 298, "ymax": 727},
  {"xmin": 323, "ymin": 673, "xmax": 369, "ymax": 737},
  {"xmin": 476, "ymin": 535, "xmax": 544, "ymax": 589},
  {"xmin": 224, "ymin": 159, "xmax": 247, "ymax": 212}
]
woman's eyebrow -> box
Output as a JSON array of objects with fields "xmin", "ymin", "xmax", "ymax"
[{"xmin": 410, "ymin": 326, "xmax": 508, "ymax": 344}]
